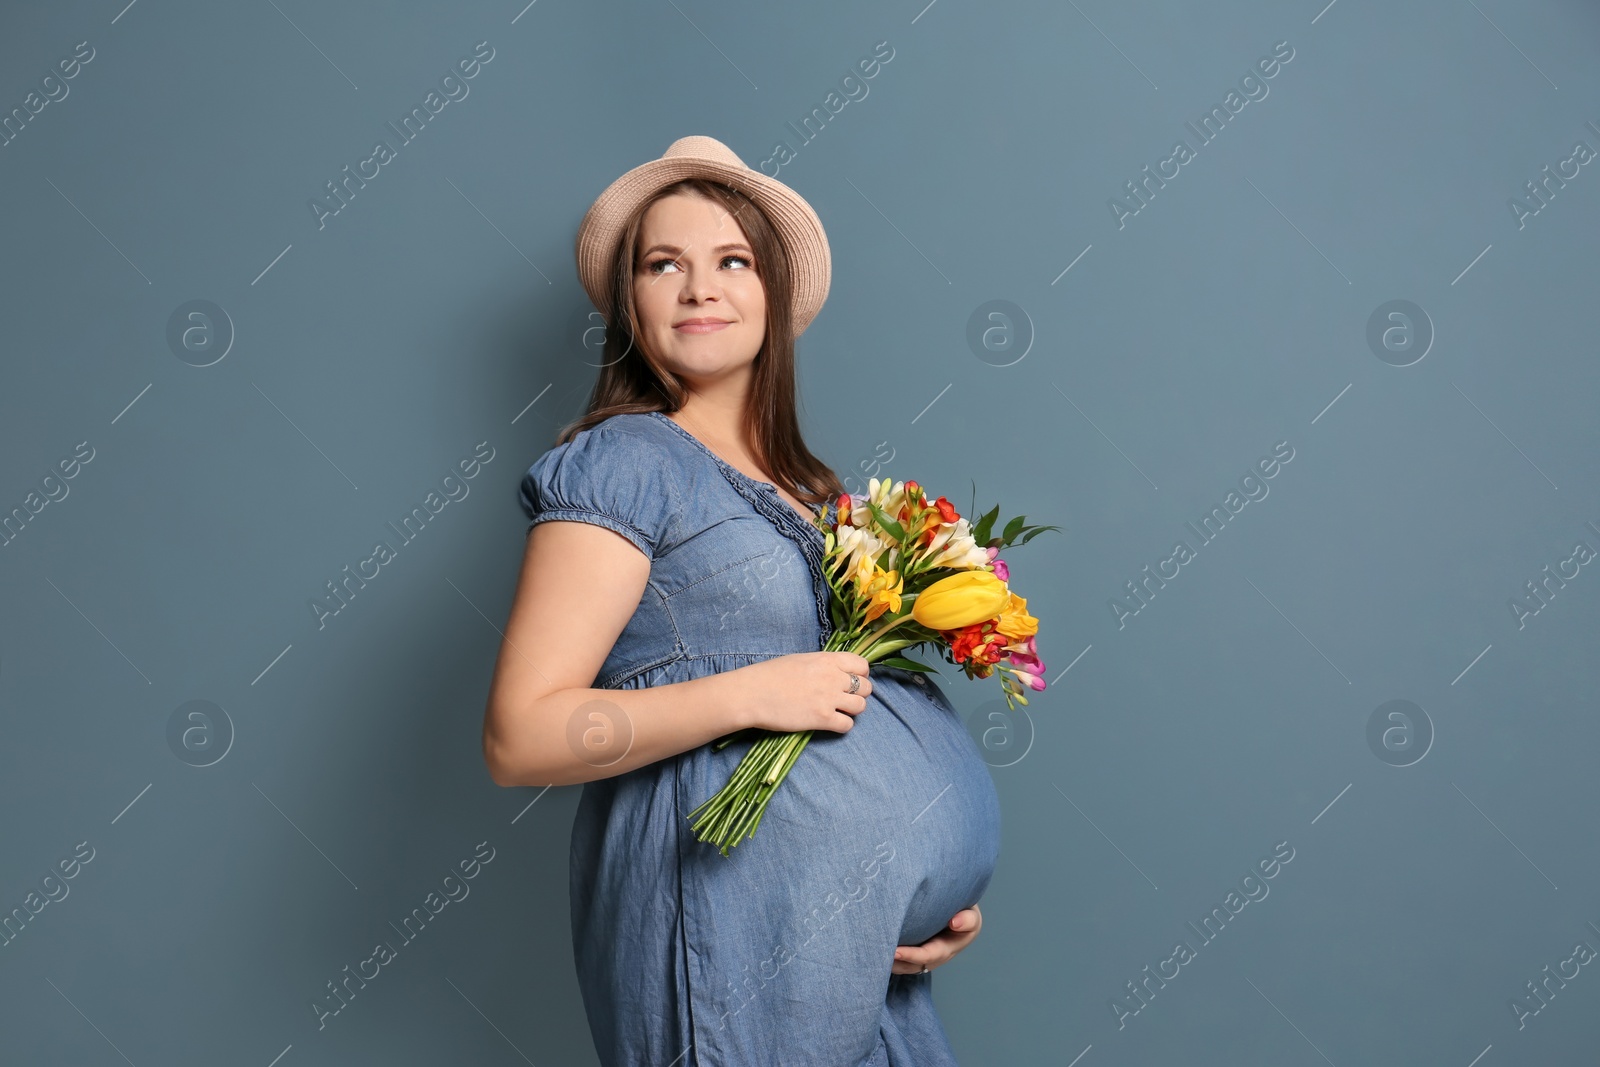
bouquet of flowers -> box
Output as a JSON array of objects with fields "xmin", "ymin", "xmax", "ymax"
[{"xmin": 687, "ymin": 477, "xmax": 1059, "ymax": 856}]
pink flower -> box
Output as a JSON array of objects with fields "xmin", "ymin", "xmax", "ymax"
[
  {"xmin": 1007, "ymin": 633, "xmax": 1038, "ymax": 660},
  {"xmin": 1008, "ymin": 650, "xmax": 1045, "ymax": 676},
  {"xmin": 1004, "ymin": 634, "xmax": 1045, "ymax": 686},
  {"xmin": 991, "ymin": 558, "xmax": 1010, "ymax": 582},
  {"xmin": 1013, "ymin": 668, "xmax": 1046, "ymax": 691}
]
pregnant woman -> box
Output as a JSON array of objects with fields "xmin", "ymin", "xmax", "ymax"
[{"xmin": 482, "ymin": 136, "xmax": 1001, "ymax": 1066}]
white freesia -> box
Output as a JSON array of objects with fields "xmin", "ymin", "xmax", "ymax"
[
  {"xmin": 830, "ymin": 523, "xmax": 867, "ymax": 568},
  {"xmin": 923, "ymin": 517, "xmax": 990, "ymax": 569},
  {"xmin": 935, "ymin": 540, "xmax": 992, "ymax": 570},
  {"xmin": 834, "ymin": 524, "xmax": 890, "ymax": 581},
  {"xmin": 921, "ymin": 521, "xmax": 956, "ymax": 556},
  {"xmin": 866, "ymin": 477, "xmax": 907, "ymax": 518}
]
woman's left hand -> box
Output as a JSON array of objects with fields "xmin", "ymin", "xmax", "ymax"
[{"xmin": 891, "ymin": 905, "xmax": 981, "ymax": 975}]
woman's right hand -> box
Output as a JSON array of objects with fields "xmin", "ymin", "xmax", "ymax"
[{"xmin": 725, "ymin": 651, "xmax": 873, "ymax": 734}]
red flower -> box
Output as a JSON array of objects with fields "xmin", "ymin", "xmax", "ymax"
[{"xmin": 948, "ymin": 620, "xmax": 1009, "ymax": 669}]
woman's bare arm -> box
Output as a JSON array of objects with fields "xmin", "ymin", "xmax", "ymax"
[{"xmin": 482, "ymin": 520, "xmax": 752, "ymax": 787}]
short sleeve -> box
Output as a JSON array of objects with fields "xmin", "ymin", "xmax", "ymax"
[{"xmin": 518, "ymin": 423, "xmax": 675, "ymax": 560}]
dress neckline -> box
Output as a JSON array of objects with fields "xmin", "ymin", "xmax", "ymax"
[
  {"xmin": 644, "ymin": 409, "xmax": 835, "ymax": 647},
  {"xmin": 645, "ymin": 410, "xmax": 823, "ymax": 531}
]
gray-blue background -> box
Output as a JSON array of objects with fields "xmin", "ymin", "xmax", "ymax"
[{"xmin": 3, "ymin": 0, "xmax": 1597, "ymax": 1063}]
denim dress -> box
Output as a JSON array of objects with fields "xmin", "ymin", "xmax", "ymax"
[{"xmin": 519, "ymin": 410, "xmax": 1002, "ymax": 1067}]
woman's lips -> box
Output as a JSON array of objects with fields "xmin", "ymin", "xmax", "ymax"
[{"xmin": 675, "ymin": 321, "xmax": 732, "ymax": 334}]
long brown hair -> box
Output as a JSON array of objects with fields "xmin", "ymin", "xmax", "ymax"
[{"xmin": 555, "ymin": 178, "xmax": 842, "ymax": 507}]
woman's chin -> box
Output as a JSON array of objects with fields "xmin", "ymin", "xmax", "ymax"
[{"xmin": 660, "ymin": 349, "xmax": 759, "ymax": 380}]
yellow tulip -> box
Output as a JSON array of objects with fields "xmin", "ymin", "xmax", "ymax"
[{"xmin": 912, "ymin": 570, "xmax": 1010, "ymax": 631}]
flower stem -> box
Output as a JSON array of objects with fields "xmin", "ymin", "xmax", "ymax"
[
  {"xmin": 690, "ymin": 611, "xmax": 928, "ymax": 855},
  {"xmin": 849, "ymin": 612, "xmax": 915, "ymax": 656}
]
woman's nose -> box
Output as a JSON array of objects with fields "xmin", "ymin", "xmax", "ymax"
[{"xmin": 680, "ymin": 272, "xmax": 721, "ymax": 302}]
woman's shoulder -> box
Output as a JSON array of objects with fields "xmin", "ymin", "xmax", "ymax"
[
  {"xmin": 532, "ymin": 412, "xmax": 672, "ymax": 469},
  {"xmin": 519, "ymin": 412, "xmax": 683, "ymax": 532},
  {"xmin": 580, "ymin": 410, "xmax": 675, "ymax": 445},
  {"xmin": 559, "ymin": 411, "xmax": 681, "ymax": 453}
]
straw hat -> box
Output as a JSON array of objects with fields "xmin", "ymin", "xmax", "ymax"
[{"xmin": 574, "ymin": 135, "xmax": 832, "ymax": 336}]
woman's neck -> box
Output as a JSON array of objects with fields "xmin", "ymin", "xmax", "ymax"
[
  {"xmin": 669, "ymin": 391, "xmax": 780, "ymax": 484},
  {"xmin": 669, "ymin": 376, "xmax": 754, "ymax": 457}
]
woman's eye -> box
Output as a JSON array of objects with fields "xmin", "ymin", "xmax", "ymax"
[{"xmin": 646, "ymin": 254, "xmax": 752, "ymax": 274}]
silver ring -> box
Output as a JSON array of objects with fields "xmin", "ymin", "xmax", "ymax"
[
  {"xmin": 846, "ymin": 673, "xmax": 861, "ymax": 695},
  {"xmin": 918, "ymin": 964, "xmax": 930, "ymax": 975}
]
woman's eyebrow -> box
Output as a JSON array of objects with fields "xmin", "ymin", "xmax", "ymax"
[{"xmin": 639, "ymin": 242, "xmax": 754, "ymax": 257}]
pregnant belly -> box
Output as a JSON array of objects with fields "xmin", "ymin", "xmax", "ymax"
[
  {"xmin": 701, "ymin": 668, "xmax": 1004, "ymax": 947},
  {"xmin": 661, "ymin": 669, "xmax": 1003, "ymax": 1060}
]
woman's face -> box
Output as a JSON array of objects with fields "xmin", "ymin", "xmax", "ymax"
[{"xmin": 631, "ymin": 191, "xmax": 767, "ymax": 387}]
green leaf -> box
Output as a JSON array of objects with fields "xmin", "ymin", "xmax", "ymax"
[
  {"xmin": 971, "ymin": 504, "xmax": 1001, "ymax": 545},
  {"xmin": 866, "ymin": 501, "xmax": 907, "ymax": 543},
  {"xmin": 1018, "ymin": 524, "xmax": 1063, "ymax": 546},
  {"xmin": 1002, "ymin": 514, "xmax": 1027, "ymax": 543},
  {"xmin": 877, "ymin": 655, "xmax": 936, "ymax": 672}
]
